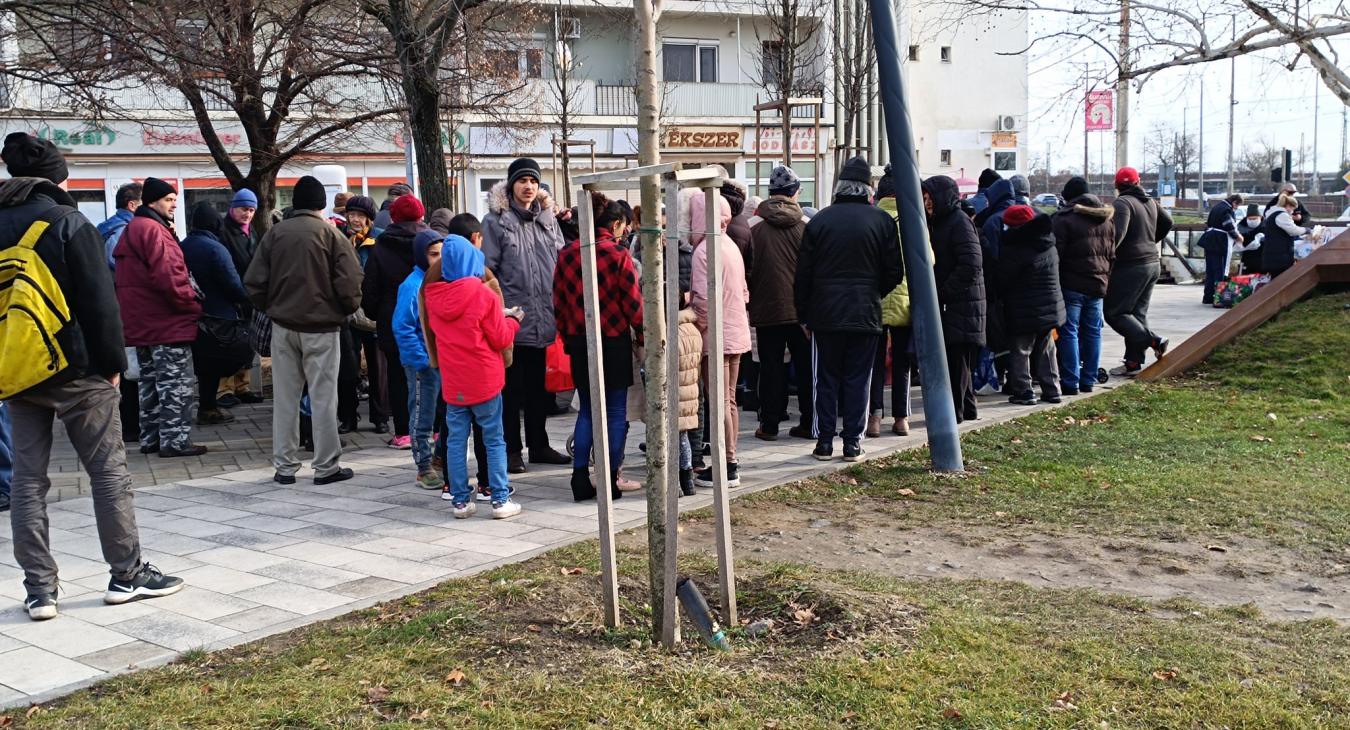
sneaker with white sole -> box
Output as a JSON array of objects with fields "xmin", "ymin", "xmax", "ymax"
[
  {"xmin": 388, "ymin": 435, "xmax": 412, "ymax": 450},
  {"xmin": 25, "ymin": 592, "xmax": 57, "ymax": 621},
  {"xmin": 105, "ymin": 564, "xmax": 183, "ymax": 605},
  {"xmin": 452, "ymin": 501, "xmax": 477, "ymax": 518},
  {"xmin": 476, "ymin": 484, "xmax": 517, "ymax": 502},
  {"xmin": 1109, "ymin": 362, "xmax": 1142, "ymax": 378},
  {"xmin": 491, "ymin": 500, "xmax": 522, "ymax": 519}
]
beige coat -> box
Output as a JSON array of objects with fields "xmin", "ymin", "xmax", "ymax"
[{"xmin": 677, "ymin": 308, "xmax": 703, "ymax": 432}]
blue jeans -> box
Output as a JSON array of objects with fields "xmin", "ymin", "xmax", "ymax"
[
  {"xmin": 445, "ymin": 395, "xmax": 509, "ymax": 506},
  {"xmin": 405, "ymin": 366, "xmax": 440, "ymax": 471},
  {"xmin": 0, "ymin": 402, "xmax": 12, "ymax": 499},
  {"xmin": 573, "ymin": 387, "xmax": 628, "ymax": 470},
  {"xmin": 1058, "ymin": 289, "xmax": 1104, "ymax": 391}
]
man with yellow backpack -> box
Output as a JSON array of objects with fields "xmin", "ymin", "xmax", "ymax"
[{"xmin": 0, "ymin": 132, "xmax": 183, "ymax": 621}]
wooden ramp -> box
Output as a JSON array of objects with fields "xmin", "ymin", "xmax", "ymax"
[{"xmin": 1140, "ymin": 228, "xmax": 1350, "ymax": 381}]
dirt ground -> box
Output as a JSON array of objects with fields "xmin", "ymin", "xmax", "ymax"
[{"xmin": 662, "ymin": 498, "xmax": 1350, "ymax": 624}]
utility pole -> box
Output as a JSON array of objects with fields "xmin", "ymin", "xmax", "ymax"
[
  {"xmin": 1082, "ymin": 64, "xmax": 1090, "ymax": 184},
  {"xmin": 1115, "ymin": 0, "xmax": 1131, "ymax": 169},
  {"xmin": 1311, "ymin": 80, "xmax": 1319, "ymax": 194},
  {"xmin": 1226, "ymin": 20, "xmax": 1236, "ymax": 193},
  {"xmin": 1198, "ymin": 83, "xmax": 1205, "ymax": 210}
]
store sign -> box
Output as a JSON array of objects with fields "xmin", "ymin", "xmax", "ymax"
[
  {"xmin": 990, "ymin": 132, "xmax": 1018, "ymax": 149},
  {"xmin": 1085, "ymin": 90, "xmax": 1114, "ymax": 131},
  {"xmin": 745, "ymin": 127, "xmax": 821, "ymax": 156},
  {"xmin": 143, "ymin": 128, "xmax": 243, "ymax": 148},
  {"xmin": 663, "ymin": 126, "xmax": 742, "ymax": 151},
  {"xmin": 393, "ymin": 128, "xmax": 468, "ymax": 152},
  {"xmin": 36, "ymin": 124, "xmax": 117, "ymax": 147}
]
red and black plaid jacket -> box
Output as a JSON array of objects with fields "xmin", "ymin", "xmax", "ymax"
[{"xmin": 553, "ymin": 229, "xmax": 643, "ymax": 343}]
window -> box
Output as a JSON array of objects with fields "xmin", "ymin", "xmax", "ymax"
[
  {"xmin": 762, "ymin": 41, "xmax": 784, "ymax": 88},
  {"xmin": 485, "ymin": 48, "xmax": 544, "ymax": 80},
  {"xmin": 908, "ymin": 45, "xmax": 919, "ymax": 61},
  {"xmin": 939, "ymin": 149, "xmax": 952, "ymax": 166},
  {"xmin": 993, "ymin": 151, "xmax": 1017, "ymax": 172},
  {"xmin": 747, "ymin": 160, "xmax": 818, "ymax": 209},
  {"xmin": 940, "ymin": 46, "xmax": 952, "ymax": 62},
  {"xmin": 663, "ymin": 41, "xmax": 717, "ymax": 83}
]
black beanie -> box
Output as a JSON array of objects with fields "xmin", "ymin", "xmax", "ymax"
[
  {"xmin": 839, "ymin": 155, "xmax": 872, "ymax": 184},
  {"xmin": 190, "ymin": 201, "xmax": 223, "ymax": 236},
  {"xmin": 2, "ymin": 132, "xmax": 69, "ymax": 184},
  {"xmin": 507, "ymin": 157, "xmax": 543, "ymax": 187},
  {"xmin": 1061, "ymin": 176, "xmax": 1090, "ymax": 202},
  {"xmin": 293, "ymin": 175, "xmax": 327, "ymax": 211},
  {"xmin": 875, "ymin": 164, "xmax": 896, "ymax": 199},
  {"xmin": 142, "ymin": 177, "xmax": 177, "ymax": 205},
  {"xmin": 978, "ymin": 168, "xmax": 1000, "ymax": 190}
]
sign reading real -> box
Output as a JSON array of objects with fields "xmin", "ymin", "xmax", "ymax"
[{"xmin": 37, "ymin": 125, "xmax": 116, "ymax": 146}]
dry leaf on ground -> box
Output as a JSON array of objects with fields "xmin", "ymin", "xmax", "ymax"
[
  {"xmin": 560, "ymin": 567, "xmax": 586, "ymax": 576},
  {"xmin": 366, "ymin": 685, "xmax": 391, "ymax": 703},
  {"xmin": 942, "ymin": 706, "xmax": 963, "ymax": 720},
  {"xmin": 1152, "ymin": 667, "xmax": 1179, "ymax": 681},
  {"xmin": 897, "ymin": 489, "xmax": 916, "ymax": 497},
  {"xmin": 445, "ymin": 669, "xmax": 467, "ymax": 686}
]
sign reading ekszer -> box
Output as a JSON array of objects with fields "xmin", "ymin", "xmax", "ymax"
[{"xmin": 662, "ymin": 127, "xmax": 742, "ymax": 151}]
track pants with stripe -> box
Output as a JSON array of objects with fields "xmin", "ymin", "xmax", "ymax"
[{"xmin": 811, "ymin": 332, "xmax": 879, "ymax": 448}]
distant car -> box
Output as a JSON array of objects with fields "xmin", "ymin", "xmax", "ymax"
[{"xmin": 1032, "ymin": 193, "xmax": 1061, "ymax": 207}]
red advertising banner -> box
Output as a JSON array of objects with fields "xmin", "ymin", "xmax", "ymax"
[{"xmin": 1085, "ymin": 90, "xmax": 1114, "ymax": 131}]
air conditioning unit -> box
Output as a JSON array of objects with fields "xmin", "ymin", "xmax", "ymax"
[
  {"xmin": 559, "ymin": 16, "xmax": 581, "ymax": 39},
  {"xmin": 996, "ymin": 114, "xmax": 1017, "ymax": 132}
]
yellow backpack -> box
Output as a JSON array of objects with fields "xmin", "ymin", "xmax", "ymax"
[{"xmin": 0, "ymin": 206, "xmax": 73, "ymax": 399}]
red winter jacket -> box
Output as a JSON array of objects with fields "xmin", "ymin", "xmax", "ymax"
[
  {"xmin": 425, "ymin": 277, "xmax": 520, "ymax": 407},
  {"xmin": 113, "ymin": 208, "xmax": 201, "ymax": 346}
]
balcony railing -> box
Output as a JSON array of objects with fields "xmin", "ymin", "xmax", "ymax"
[{"xmin": 596, "ymin": 81, "xmax": 829, "ymax": 119}]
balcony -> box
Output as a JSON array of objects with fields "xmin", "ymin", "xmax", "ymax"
[{"xmin": 595, "ymin": 82, "xmax": 828, "ymax": 120}]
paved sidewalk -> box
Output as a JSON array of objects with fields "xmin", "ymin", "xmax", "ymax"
[{"xmin": 1, "ymin": 285, "xmax": 1221, "ymax": 708}]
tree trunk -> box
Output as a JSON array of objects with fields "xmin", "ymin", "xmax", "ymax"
[
  {"xmin": 634, "ymin": 0, "xmax": 671, "ymax": 648},
  {"xmin": 407, "ymin": 74, "xmax": 451, "ymax": 212},
  {"xmin": 242, "ymin": 164, "xmax": 278, "ymax": 236}
]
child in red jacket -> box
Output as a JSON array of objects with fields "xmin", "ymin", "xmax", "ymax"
[{"xmin": 424, "ymin": 234, "xmax": 523, "ymax": 519}]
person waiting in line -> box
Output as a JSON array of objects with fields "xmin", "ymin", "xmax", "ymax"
[
  {"xmin": 872, "ymin": 166, "xmax": 923, "ymax": 437},
  {"xmin": 364, "ymin": 194, "xmax": 428, "ymax": 450},
  {"xmin": 216, "ymin": 188, "xmax": 263, "ymax": 408},
  {"xmin": 1105, "ymin": 166, "xmax": 1173, "ymax": 377},
  {"xmin": 922, "ymin": 174, "xmax": 986, "ymax": 424},
  {"xmin": 553, "ymin": 193, "xmax": 644, "ymax": 502},
  {"xmin": 180, "ymin": 203, "xmax": 252, "ymax": 425},
  {"xmin": 337, "ymin": 194, "xmax": 387, "ymax": 435},
  {"xmin": 1051, "ymin": 176, "xmax": 1115, "ymax": 395},
  {"xmin": 996, "ymin": 205, "xmax": 1065, "ymax": 406},
  {"xmin": 394, "ymin": 229, "xmax": 447, "ymax": 492}
]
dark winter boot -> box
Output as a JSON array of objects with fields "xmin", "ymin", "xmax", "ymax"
[
  {"xmin": 571, "ymin": 468, "xmax": 596, "ymax": 502},
  {"xmin": 299, "ymin": 415, "xmax": 314, "ymax": 452},
  {"xmin": 679, "ymin": 468, "xmax": 695, "ymax": 497},
  {"xmin": 608, "ymin": 470, "xmax": 623, "ymax": 501}
]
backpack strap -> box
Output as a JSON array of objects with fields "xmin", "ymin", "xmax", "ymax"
[{"xmin": 15, "ymin": 205, "xmax": 76, "ymax": 251}]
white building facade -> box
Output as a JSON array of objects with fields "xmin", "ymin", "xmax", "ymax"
[{"xmin": 0, "ymin": 0, "xmax": 1027, "ymax": 228}]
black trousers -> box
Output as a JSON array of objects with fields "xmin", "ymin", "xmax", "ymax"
[
  {"xmin": 119, "ymin": 377, "xmax": 140, "ymax": 442},
  {"xmin": 756, "ymin": 324, "xmax": 812, "ymax": 433},
  {"xmin": 503, "ymin": 345, "xmax": 552, "ymax": 455},
  {"xmin": 811, "ymin": 332, "xmax": 878, "ymax": 446},
  {"xmin": 870, "ymin": 326, "xmax": 913, "ymax": 418},
  {"xmin": 378, "ymin": 338, "xmax": 410, "ymax": 437},
  {"xmin": 338, "ymin": 324, "xmax": 361, "ymax": 426},
  {"xmin": 947, "ymin": 343, "xmax": 980, "ymax": 424}
]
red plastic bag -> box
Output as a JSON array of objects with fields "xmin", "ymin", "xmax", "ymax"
[{"xmin": 545, "ymin": 336, "xmax": 574, "ymax": 393}]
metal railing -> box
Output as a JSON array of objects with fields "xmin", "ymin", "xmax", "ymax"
[{"xmin": 595, "ymin": 81, "xmax": 830, "ymax": 119}]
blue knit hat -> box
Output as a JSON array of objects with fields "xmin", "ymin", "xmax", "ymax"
[
  {"xmin": 412, "ymin": 229, "xmax": 442, "ymax": 272},
  {"xmin": 231, "ymin": 188, "xmax": 258, "ymax": 209}
]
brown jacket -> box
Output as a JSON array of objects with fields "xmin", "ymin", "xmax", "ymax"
[
  {"xmin": 746, "ymin": 196, "xmax": 807, "ymax": 327},
  {"xmin": 677, "ymin": 308, "xmax": 702, "ymax": 432},
  {"xmin": 245, "ymin": 210, "xmax": 362, "ymax": 332}
]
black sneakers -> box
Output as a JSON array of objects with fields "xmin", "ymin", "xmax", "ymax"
[
  {"xmin": 813, "ymin": 443, "xmax": 834, "ymax": 461},
  {"xmin": 105, "ymin": 564, "xmax": 184, "ymax": 605},
  {"xmin": 1009, "ymin": 391, "xmax": 1039, "ymax": 406},
  {"xmin": 693, "ymin": 462, "xmax": 740, "ymax": 488},
  {"xmin": 842, "ymin": 442, "xmax": 866, "ymax": 462},
  {"xmin": 314, "ymin": 468, "xmax": 354, "ymax": 485},
  {"xmin": 679, "ymin": 468, "xmax": 695, "ymax": 496},
  {"xmin": 25, "ymin": 592, "xmax": 57, "ymax": 621}
]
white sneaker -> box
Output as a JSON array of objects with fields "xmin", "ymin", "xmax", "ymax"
[
  {"xmin": 452, "ymin": 501, "xmax": 477, "ymax": 519},
  {"xmin": 492, "ymin": 500, "xmax": 522, "ymax": 520}
]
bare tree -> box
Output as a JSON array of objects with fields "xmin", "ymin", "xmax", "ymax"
[
  {"xmin": 833, "ymin": 0, "xmax": 877, "ymax": 165},
  {"xmin": 362, "ymin": 0, "xmax": 537, "ymax": 212},
  {"xmin": 1, "ymin": 0, "xmax": 399, "ymax": 228},
  {"xmin": 750, "ymin": 0, "xmax": 830, "ymax": 164},
  {"xmin": 1236, "ymin": 138, "xmax": 1284, "ymax": 191},
  {"xmin": 545, "ymin": 11, "xmax": 586, "ymax": 208}
]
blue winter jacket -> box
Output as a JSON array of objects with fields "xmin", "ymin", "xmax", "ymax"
[
  {"xmin": 99, "ymin": 209, "xmax": 134, "ymax": 270},
  {"xmin": 181, "ymin": 229, "xmax": 249, "ymax": 320},
  {"xmin": 393, "ymin": 268, "xmax": 430, "ymax": 372},
  {"xmin": 976, "ymin": 178, "xmax": 1016, "ymax": 261}
]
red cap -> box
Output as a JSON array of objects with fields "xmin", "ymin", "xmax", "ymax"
[
  {"xmin": 390, "ymin": 194, "xmax": 425, "ymax": 224},
  {"xmin": 1114, "ymin": 166, "xmax": 1140, "ymax": 187},
  {"xmin": 1003, "ymin": 204, "xmax": 1036, "ymax": 228}
]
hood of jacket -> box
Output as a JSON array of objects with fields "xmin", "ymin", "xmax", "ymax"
[
  {"xmin": 1002, "ymin": 213, "xmax": 1056, "ymax": 252},
  {"xmin": 441, "ymin": 233, "xmax": 485, "ymax": 282},
  {"xmin": 0, "ymin": 177, "xmax": 72, "ymax": 208},
  {"xmin": 428, "ymin": 208, "xmax": 454, "ymax": 235},
  {"xmin": 720, "ymin": 181, "xmax": 747, "ymax": 217},
  {"xmin": 1117, "ymin": 183, "xmax": 1151, "ymax": 204},
  {"xmin": 488, "ymin": 179, "xmax": 555, "ymax": 217},
  {"xmin": 1009, "ymin": 174, "xmax": 1031, "ymax": 200},
  {"xmin": 1064, "ymin": 194, "xmax": 1114, "ymax": 219},
  {"xmin": 982, "ymin": 178, "xmax": 1014, "ymax": 213},
  {"xmin": 922, "ymin": 175, "xmax": 963, "ymax": 219},
  {"xmin": 757, "ymin": 196, "xmax": 804, "ymax": 228},
  {"xmin": 189, "ymin": 201, "xmax": 223, "ymax": 237}
]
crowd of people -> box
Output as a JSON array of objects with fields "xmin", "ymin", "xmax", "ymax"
[{"xmin": 1, "ymin": 124, "xmax": 1196, "ymax": 622}]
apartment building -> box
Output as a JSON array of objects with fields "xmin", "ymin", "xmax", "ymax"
[{"xmin": 0, "ymin": 0, "xmax": 1027, "ymax": 228}]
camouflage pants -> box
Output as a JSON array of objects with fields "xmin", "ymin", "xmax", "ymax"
[{"xmin": 137, "ymin": 344, "xmax": 198, "ymax": 451}]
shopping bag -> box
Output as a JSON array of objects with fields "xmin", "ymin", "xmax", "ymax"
[
  {"xmin": 544, "ymin": 336, "xmax": 574, "ymax": 393},
  {"xmin": 249, "ymin": 309, "xmax": 273, "ymax": 357}
]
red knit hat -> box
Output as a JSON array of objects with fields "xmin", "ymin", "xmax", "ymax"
[
  {"xmin": 1114, "ymin": 166, "xmax": 1140, "ymax": 187},
  {"xmin": 1003, "ymin": 204, "xmax": 1036, "ymax": 228},
  {"xmin": 390, "ymin": 194, "xmax": 425, "ymax": 223}
]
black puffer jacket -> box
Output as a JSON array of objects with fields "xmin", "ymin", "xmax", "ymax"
[
  {"xmin": 1051, "ymin": 194, "xmax": 1116, "ymax": 297},
  {"xmin": 998, "ymin": 213, "xmax": 1065, "ymax": 335},
  {"xmin": 1112, "ymin": 184, "xmax": 1172, "ymax": 265},
  {"xmin": 363, "ymin": 220, "xmax": 423, "ymax": 342},
  {"xmin": 795, "ymin": 195, "xmax": 904, "ymax": 335},
  {"xmin": 923, "ymin": 175, "xmax": 986, "ymax": 347}
]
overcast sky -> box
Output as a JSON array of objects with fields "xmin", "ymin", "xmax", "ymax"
[{"xmin": 1025, "ymin": 24, "xmax": 1350, "ymax": 185}]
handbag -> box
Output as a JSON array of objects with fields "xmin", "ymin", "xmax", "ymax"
[
  {"xmin": 544, "ymin": 335, "xmax": 574, "ymax": 393},
  {"xmin": 197, "ymin": 316, "xmax": 254, "ymax": 374},
  {"xmin": 249, "ymin": 309, "xmax": 273, "ymax": 357}
]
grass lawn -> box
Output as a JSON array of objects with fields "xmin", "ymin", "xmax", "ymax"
[{"xmin": 10, "ymin": 291, "xmax": 1350, "ymax": 728}]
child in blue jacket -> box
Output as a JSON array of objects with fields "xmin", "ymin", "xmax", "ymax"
[{"xmin": 393, "ymin": 230, "xmax": 445, "ymax": 490}]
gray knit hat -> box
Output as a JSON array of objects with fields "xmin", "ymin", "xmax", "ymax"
[{"xmin": 768, "ymin": 165, "xmax": 801, "ymax": 196}]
